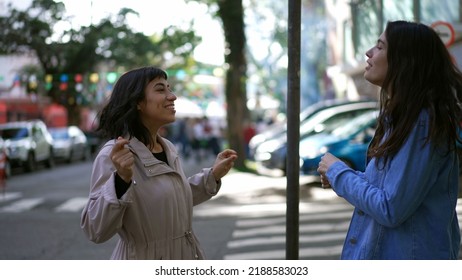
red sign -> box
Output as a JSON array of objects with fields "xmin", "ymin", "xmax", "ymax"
[{"xmin": 431, "ymin": 21, "xmax": 455, "ymax": 48}]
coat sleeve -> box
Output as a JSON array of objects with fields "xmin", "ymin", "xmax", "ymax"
[
  {"xmin": 188, "ymin": 167, "xmax": 221, "ymax": 206},
  {"xmin": 80, "ymin": 144, "xmax": 133, "ymax": 243}
]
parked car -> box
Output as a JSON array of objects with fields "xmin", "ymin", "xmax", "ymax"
[
  {"xmin": 0, "ymin": 120, "xmax": 54, "ymax": 172},
  {"xmin": 253, "ymin": 101, "xmax": 377, "ymax": 176},
  {"xmin": 49, "ymin": 126, "xmax": 90, "ymax": 163},
  {"xmin": 300, "ymin": 110, "xmax": 378, "ymax": 175},
  {"xmin": 248, "ymin": 98, "xmax": 376, "ymax": 159}
]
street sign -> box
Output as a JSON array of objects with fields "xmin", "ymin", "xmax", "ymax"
[{"xmin": 431, "ymin": 21, "xmax": 455, "ymax": 48}]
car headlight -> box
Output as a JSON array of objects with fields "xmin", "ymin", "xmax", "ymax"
[
  {"xmin": 256, "ymin": 138, "xmax": 284, "ymax": 154},
  {"xmin": 10, "ymin": 139, "xmax": 32, "ymax": 150},
  {"xmin": 300, "ymin": 146, "xmax": 328, "ymax": 159},
  {"xmin": 254, "ymin": 151, "xmax": 272, "ymax": 161}
]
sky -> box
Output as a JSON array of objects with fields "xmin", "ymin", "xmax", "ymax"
[{"xmin": 4, "ymin": 0, "xmax": 224, "ymax": 65}]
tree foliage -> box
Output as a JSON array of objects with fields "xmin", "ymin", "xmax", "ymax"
[{"xmin": 0, "ymin": 0, "xmax": 200, "ymax": 74}]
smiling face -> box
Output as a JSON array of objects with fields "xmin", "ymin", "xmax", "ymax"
[
  {"xmin": 137, "ymin": 77, "xmax": 177, "ymax": 133},
  {"xmin": 364, "ymin": 32, "xmax": 389, "ymax": 87}
]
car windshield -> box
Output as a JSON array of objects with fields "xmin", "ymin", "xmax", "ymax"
[
  {"xmin": 0, "ymin": 127, "xmax": 29, "ymax": 139},
  {"xmin": 331, "ymin": 111, "xmax": 378, "ymax": 138},
  {"xmin": 300, "ymin": 107, "xmax": 361, "ymax": 136},
  {"xmin": 50, "ymin": 130, "xmax": 69, "ymax": 140}
]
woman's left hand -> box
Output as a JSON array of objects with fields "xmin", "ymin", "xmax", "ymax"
[{"xmin": 212, "ymin": 149, "xmax": 238, "ymax": 180}]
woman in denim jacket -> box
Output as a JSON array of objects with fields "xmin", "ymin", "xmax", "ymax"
[{"xmin": 318, "ymin": 21, "xmax": 461, "ymax": 259}]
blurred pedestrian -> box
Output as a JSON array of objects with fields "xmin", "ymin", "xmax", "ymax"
[
  {"xmin": 317, "ymin": 20, "xmax": 461, "ymax": 259},
  {"xmin": 205, "ymin": 116, "xmax": 222, "ymax": 156},
  {"xmin": 243, "ymin": 120, "xmax": 256, "ymax": 159},
  {"xmin": 0, "ymin": 158, "xmax": 6, "ymax": 196},
  {"xmin": 192, "ymin": 117, "xmax": 207, "ymax": 161},
  {"xmin": 80, "ymin": 66, "xmax": 237, "ymax": 260},
  {"xmin": 166, "ymin": 117, "xmax": 190, "ymax": 158}
]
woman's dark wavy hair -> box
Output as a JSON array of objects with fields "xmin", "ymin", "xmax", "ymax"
[
  {"xmin": 368, "ymin": 20, "xmax": 462, "ymax": 163},
  {"xmin": 96, "ymin": 66, "xmax": 168, "ymax": 147}
]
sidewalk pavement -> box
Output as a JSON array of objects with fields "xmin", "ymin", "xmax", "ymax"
[{"xmin": 182, "ymin": 153, "xmax": 342, "ymax": 207}]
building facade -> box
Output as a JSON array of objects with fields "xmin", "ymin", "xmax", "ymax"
[{"xmin": 325, "ymin": 0, "xmax": 462, "ymax": 100}]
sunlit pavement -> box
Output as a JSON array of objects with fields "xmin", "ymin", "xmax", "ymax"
[{"xmin": 194, "ymin": 171, "xmax": 336, "ymax": 216}]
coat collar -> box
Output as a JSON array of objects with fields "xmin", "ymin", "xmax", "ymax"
[{"xmin": 127, "ymin": 136, "xmax": 179, "ymax": 168}]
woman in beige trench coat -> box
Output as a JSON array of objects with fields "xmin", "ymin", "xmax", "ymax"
[{"xmin": 80, "ymin": 66, "xmax": 237, "ymax": 260}]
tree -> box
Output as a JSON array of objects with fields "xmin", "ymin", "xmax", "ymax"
[
  {"xmin": 189, "ymin": 0, "xmax": 249, "ymax": 169},
  {"xmin": 245, "ymin": 0, "xmax": 288, "ymax": 115},
  {"xmin": 0, "ymin": 0, "xmax": 200, "ymax": 124}
]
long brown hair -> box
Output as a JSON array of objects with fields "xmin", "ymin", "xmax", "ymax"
[{"xmin": 368, "ymin": 21, "xmax": 462, "ymax": 163}]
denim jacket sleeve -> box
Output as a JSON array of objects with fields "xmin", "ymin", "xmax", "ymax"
[{"xmin": 327, "ymin": 114, "xmax": 443, "ymax": 227}]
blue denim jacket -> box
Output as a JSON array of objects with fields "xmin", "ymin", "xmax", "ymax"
[{"xmin": 327, "ymin": 111, "xmax": 460, "ymax": 259}]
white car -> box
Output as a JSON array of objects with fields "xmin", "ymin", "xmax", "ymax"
[{"xmin": 0, "ymin": 120, "xmax": 54, "ymax": 172}]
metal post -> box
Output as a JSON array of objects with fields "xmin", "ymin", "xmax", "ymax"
[
  {"xmin": 460, "ymin": 0, "xmax": 462, "ymax": 22},
  {"xmin": 286, "ymin": 0, "xmax": 301, "ymax": 260},
  {"xmin": 378, "ymin": 0, "xmax": 384, "ymax": 32},
  {"xmin": 413, "ymin": 0, "xmax": 420, "ymax": 23}
]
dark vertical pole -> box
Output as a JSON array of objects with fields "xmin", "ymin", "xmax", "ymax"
[
  {"xmin": 378, "ymin": 0, "xmax": 384, "ymax": 32},
  {"xmin": 286, "ymin": 0, "xmax": 301, "ymax": 260},
  {"xmin": 413, "ymin": 0, "xmax": 420, "ymax": 23},
  {"xmin": 460, "ymin": 0, "xmax": 462, "ymax": 22}
]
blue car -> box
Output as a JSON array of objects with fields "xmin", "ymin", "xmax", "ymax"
[{"xmin": 300, "ymin": 110, "xmax": 378, "ymax": 175}]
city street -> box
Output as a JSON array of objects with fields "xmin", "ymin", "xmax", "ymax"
[{"xmin": 0, "ymin": 155, "xmax": 461, "ymax": 260}]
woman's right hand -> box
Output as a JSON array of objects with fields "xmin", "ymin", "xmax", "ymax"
[
  {"xmin": 317, "ymin": 152, "xmax": 340, "ymax": 189},
  {"xmin": 110, "ymin": 137, "xmax": 134, "ymax": 183}
]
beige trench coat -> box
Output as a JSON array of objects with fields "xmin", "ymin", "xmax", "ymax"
[{"xmin": 80, "ymin": 136, "xmax": 220, "ymax": 260}]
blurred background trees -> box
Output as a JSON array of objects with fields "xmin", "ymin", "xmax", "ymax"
[
  {"xmin": 191, "ymin": 0, "xmax": 249, "ymax": 168},
  {"xmin": 0, "ymin": 0, "xmax": 201, "ymax": 124}
]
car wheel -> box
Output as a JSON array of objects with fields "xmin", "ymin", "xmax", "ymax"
[
  {"xmin": 4, "ymin": 159, "xmax": 11, "ymax": 178},
  {"xmin": 45, "ymin": 148, "xmax": 55, "ymax": 168},
  {"xmin": 66, "ymin": 150, "xmax": 73, "ymax": 164},
  {"xmin": 24, "ymin": 152, "xmax": 36, "ymax": 172}
]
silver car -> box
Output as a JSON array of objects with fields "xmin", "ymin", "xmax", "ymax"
[
  {"xmin": 0, "ymin": 120, "xmax": 54, "ymax": 172},
  {"xmin": 49, "ymin": 126, "xmax": 90, "ymax": 163},
  {"xmin": 253, "ymin": 101, "xmax": 378, "ymax": 176}
]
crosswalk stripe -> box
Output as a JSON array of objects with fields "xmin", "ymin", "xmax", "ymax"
[
  {"xmin": 233, "ymin": 221, "xmax": 351, "ymax": 238},
  {"xmin": 224, "ymin": 244, "xmax": 344, "ymax": 260},
  {"xmin": 299, "ymin": 244, "xmax": 344, "ymax": 258},
  {"xmin": 228, "ymin": 231, "xmax": 346, "ymax": 248},
  {"xmin": 0, "ymin": 198, "xmax": 44, "ymax": 213},
  {"xmin": 54, "ymin": 197, "xmax": 88, "ymax": 212},
  {"xmin": 0, "ymin": 192, "xmax": 22, "ymax": 202},
  {"xmin": 236, "ymin": 210, "xmax": 353, "ymax": 228},
  {"xmin": 194, "ymin": 201, "xmax": 353, "ymax": 218}
]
